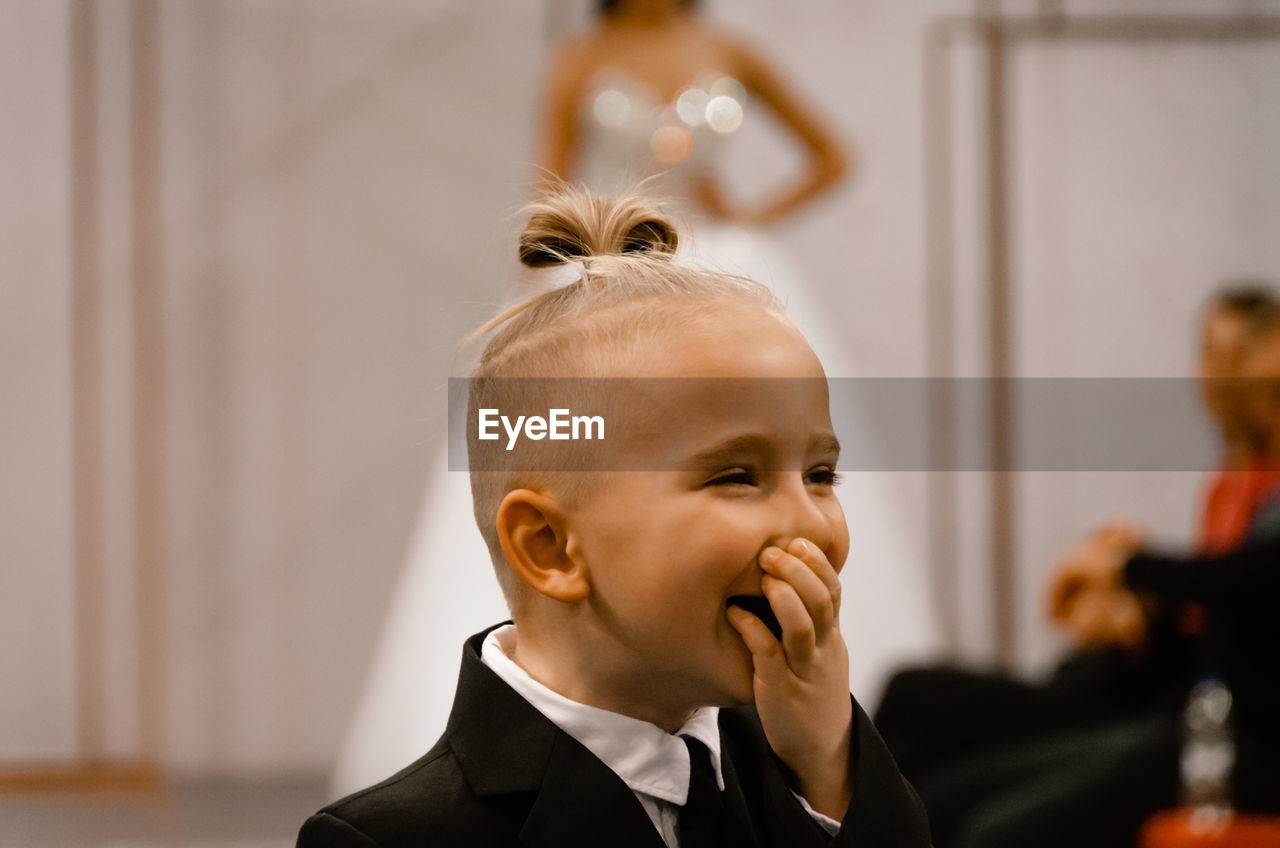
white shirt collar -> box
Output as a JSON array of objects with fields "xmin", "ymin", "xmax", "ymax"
[{"xmin": 480, "ymin": 624, "xmax": 724, "ymax": 804}]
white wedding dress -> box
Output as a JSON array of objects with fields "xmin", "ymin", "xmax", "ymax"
[{"xmin": 331, "ymin": 68, "xmax": 937, "ymax": 796}]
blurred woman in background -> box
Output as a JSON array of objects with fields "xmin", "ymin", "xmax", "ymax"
[
  {"xmin": 533, "ymin": 0, "xmax": 855, "ymax": 371},
  {"xmin": 537, "ymin": 0, "xmax": 847, "ymax": 226}
]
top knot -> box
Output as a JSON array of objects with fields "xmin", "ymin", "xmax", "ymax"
[{"xmin": 518, "ymin": 186, "xmax": 679, "ymax": 268}]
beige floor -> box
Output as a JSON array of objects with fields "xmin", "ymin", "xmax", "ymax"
[{"xmin": 0, "ymin": 778, "xmax": 330, "ymax": 848}]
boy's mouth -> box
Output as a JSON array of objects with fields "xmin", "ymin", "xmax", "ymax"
[{"xmin": 727, "ymin": 595, "xmax": 783, "ymax": 642}]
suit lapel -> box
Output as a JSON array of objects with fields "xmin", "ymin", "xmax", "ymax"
[
  {"xmin": 445, "ymin": 625, "xmax": 665, "ymax": 848},
  {"xmin": 444, "ymin": 625, "xmax": 556, "ymax": 797},
  {"xmin": 517, "ymin": 732, "xmax": 666, "ymax": 848}
]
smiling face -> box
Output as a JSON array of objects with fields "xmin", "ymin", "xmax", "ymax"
[{"xmin": 562, "ymin": 304, "xmax": 850, "ymax": 719}]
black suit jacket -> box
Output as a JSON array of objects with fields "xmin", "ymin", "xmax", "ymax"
[{"xmin": 299, "ymin": 624, "xmax": 930, "ymax": 847}]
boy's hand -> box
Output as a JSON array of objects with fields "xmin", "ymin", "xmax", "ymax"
[{"xmin": 726, "ymin": 537, "xmax": 852, "ymax": 820}]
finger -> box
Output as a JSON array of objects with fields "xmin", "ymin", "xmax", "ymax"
[
  {"xmin": 1081, "ymin": 589, "xmax": 1129, "ymax": 649},
  {"xmin": 1096, "ymin": 520, "xmax": 1134, "ymax": 541},
  {"xmin": 1047, "ymin": 571, "xmax": 1084, "ymax": 623},
  {"xmin": 762, "ymin": 573, "xmax": 816, "ymax": 669},
  {"xmin": 786, "ymin": 538, "xmax": 843, "ymax": 620},
  {"xmin": 1067, "ymin": 598, "xmax": 1107, "ymax": 650},
  {"xmin": 1051, "ymin": 572, "xmax": 1088, "ymax": 620},
  {"xmin": 1098, "ymin": 520, "xmax": 1145, "ymax": 551},
  {"xmin": 1111, "ymin": 591, "xmax": 1146, "ymax": 648},
  {"xmin": 760, "ymin": 545, "xmax": 836, "ymax": 634},
  {"xmin": 726, "ymin": 605, "xmax": 789, "ymax": 678}
]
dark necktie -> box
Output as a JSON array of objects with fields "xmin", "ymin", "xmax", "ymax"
[{"xmin": 678, "ymin": 735, "xmax": 725, "ymax": 848}]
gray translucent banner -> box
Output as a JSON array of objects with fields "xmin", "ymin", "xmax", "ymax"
[{"xmin": 447, "ymin": 377, "xmax": 1278, "ymax": 471}]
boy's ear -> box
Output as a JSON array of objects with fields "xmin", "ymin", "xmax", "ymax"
[{"xmin": 496, "ymin": 489, "xmax": 590, "ymax": 602}]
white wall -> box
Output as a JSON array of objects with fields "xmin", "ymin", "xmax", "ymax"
[
  {"xmin": 155, "ymin": 0, "xmax": 544, "ymax": 775},
  {"xmin": 0, "ymin": 0, "xmax": 78, "ymax": 762}
]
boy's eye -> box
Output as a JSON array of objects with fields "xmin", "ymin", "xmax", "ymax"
[
  {"xmin": 706, "ymin": 468, "xmax": 758, "ymax": 487},
  {"xmin": 807, "ymin": 467, "xmax": 842, "ymax": 487}
]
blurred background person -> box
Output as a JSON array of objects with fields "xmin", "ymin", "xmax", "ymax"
[
  {"xmin": 1049, "ymin": 316, "xmax": 1280, "ymax": 823},
  {"xmin": 875, "ymin": 285, "xmax": 1280, "ymax": 848},
  {"xmin": 1193, "ymin": 287, "xmax": 1280, "ymax": 554},
  {"xmin": 535, "ymin": 0, "xmax": 860, "ymax": 371},
  {"xmin": 1049, "ymin": 320, "xmax": 1280, "ymax": 835}
]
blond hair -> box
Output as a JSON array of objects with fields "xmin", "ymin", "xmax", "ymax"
[{"xmin": 468, "ymin": 186, "xmax": 783, "ymax": 609}]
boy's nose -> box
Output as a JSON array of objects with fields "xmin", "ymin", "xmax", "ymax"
[{"xmin": 766, "ymin": 474, "xmax": 836, "ymax": 559}]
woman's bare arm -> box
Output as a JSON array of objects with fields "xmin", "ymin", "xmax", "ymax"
[
  {"xmin": 701, "ymin": 35, "xmax": 849, "ymax": 226},
  {"xmin": 535, "ymin": 38, "xmax": 593, "ymax": 190}
]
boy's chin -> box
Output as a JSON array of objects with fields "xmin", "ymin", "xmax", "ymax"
[
  {"xmin": 699, "ymin": 677, "xmax": 756, "ymax": 709},
  {"xmin": 724, "ymin": 680, "xmax": 757, "ymax": 707},
  {"xmin": 715, "ymin": 645, "xmax": 758, "ymax": 705}
]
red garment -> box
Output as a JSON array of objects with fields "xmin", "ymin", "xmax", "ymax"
[
  {"xmin": 1181, "ymin": 457, "xmax": 1280, "ymax": 636},
  {"xmin": 1196, "ymin": 458, "xmax": 1280, "ymax": 555}
]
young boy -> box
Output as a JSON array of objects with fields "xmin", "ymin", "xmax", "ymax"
[{"xmin": 297, "ymin": 189, "xmax": 930, "ymax": 847}]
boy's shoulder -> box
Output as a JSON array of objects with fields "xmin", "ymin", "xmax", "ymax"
[
  {"xmin": 299, "ymin": 733, "xmax": 543, "ymax": 847},
  {"xmin": 296, "ymin": 623, "xmax": 650, "ymax": 847}
]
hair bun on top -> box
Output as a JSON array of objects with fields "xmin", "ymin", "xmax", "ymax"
[{"xmin": 518, "ymin": 186, "xmax": 679, "ymax": 268}]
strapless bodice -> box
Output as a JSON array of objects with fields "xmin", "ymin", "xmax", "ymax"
[{"xmin": 578, "ymin": 68, "xmax": 748, "ymax": 205}]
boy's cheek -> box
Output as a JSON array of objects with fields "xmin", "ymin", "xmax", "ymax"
[{"xmin": 835, "ymin": 532, "xmax": 851, "ymax": 571}]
